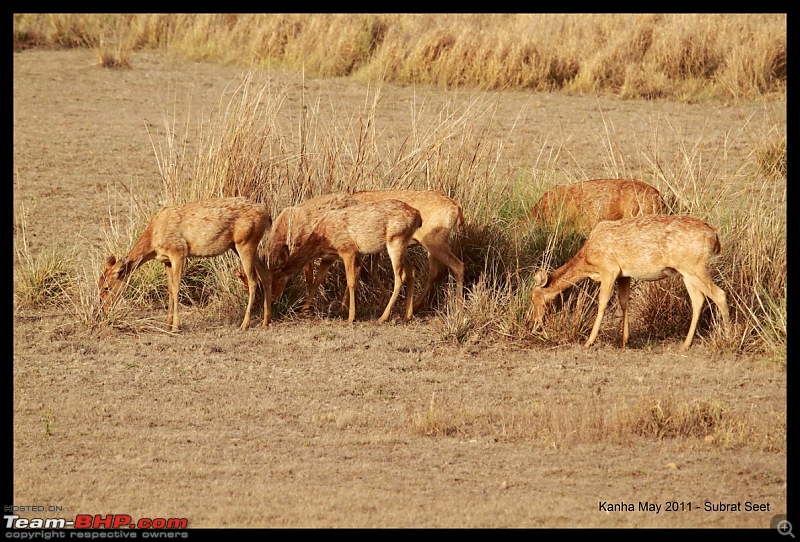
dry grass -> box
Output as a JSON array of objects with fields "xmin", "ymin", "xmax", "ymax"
[
  {"xmin": 12, "ymin": 65, "xmax": 786, "ymax": 358},
  {"xmin": 410, "ymin": 388, "xmax": 785, "ymax": 452},
  {"xmin": 13, "ymin": 204, "xmax": 75, "ymax": 309},
  {"xmin": 13, "ymin": 14, "xmax": 785, "ymax": 102}
]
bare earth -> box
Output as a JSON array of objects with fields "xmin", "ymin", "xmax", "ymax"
[{"xmin": 12, "ymin": 50, "xmax": 787, "ymax": 530}]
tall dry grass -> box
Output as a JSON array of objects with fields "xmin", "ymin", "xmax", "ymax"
[
  {"xmin": 12, "ymin": 14, "xmax": 785, "ymax": 357},
  {"xmin": 13, "ymin": 13, "xmax": 786, "ymax": 102},
  {"xmin": 12, "ymin": 67, "xmax": 778, "ymax": 357}
]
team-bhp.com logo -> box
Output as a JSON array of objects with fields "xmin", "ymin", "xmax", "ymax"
[{"xmin": 4, "ymin": 513, "xmax": 188, "ymax": 529}]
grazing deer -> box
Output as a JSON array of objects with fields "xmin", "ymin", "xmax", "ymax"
[
  {"xmin": 240, "ymin": 189, "xmax": 465, "ymax": 313},
  {"xmin": 528, "ymin": 178, "xmax": 666, "ymax": 234},
  {"xmin": 268, "ymin": 198, "xmax": 422, "ymax": 323},
  {"xmin": 350, "ymin": 189, "xmax": 465, "ymax": 310},
  {"xmin": 530, "ymin": 215, "xmax": 730, "ymax": 350},
  {"xmin": 99, "ymin": 197, "xmax": 272, "ymax": 332},
  {"xmin": 251, "ymin": 193, "xmax": 361, "ymax": 310}
]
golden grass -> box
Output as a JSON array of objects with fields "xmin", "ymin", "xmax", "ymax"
[
  {"xmin": 13, "ymin": 14, "xmax": 786, "ymax": 102},
  {"xmin": 13, "ymin": 66, "xmax": 785, "ymax": 356},
  {"xmin": 409, "ymin": 389, "xmax": 785, "ymax": 452}
]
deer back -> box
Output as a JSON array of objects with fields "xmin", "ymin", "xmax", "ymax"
[
  {"xmin": 315, "ymin": 199, "xmax": 422, "ymax": 255},
  {"xmin": 150, "ymin": 198, "xmax": 271, "ymax": 258},
  {"xmin": 530, "ymin": 179, "xmax": 664, "ymax": 233},
  {"xmin": 584, "ymin": 215, "xmax": 720, "ymax": 279},
  {"xmin": 352, "ymin": 189, "xmax": 461, "ymax": 239},
  {"xmin": 266, "ymin": 193, "xmax": 359, "ymax": 276},
  {"xmin": 600, "ymin": 179, "xmax": 665, "ymax": 218}
]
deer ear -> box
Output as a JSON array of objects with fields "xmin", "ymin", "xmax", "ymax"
[
  {"xmin": 111, "ymin": 256, "xmax": 128, "ymax": 279},
  {"xmin": 104, "ymin": 255, "xmax": 117, "ymax": 268},
  {"xmin": 533, "ymin": 269, "xmax": 549, "ymax": 288}
]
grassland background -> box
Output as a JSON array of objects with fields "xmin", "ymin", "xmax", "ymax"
[{"xmin": 13, "ymin": 13, "xmax": 786, "ymax": 101}]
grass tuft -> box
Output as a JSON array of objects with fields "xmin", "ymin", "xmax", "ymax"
[
  {"xmin": 405, "ymin": 390, "xmax": 784, "ymax": 452},
  {"xmin": 14, "ymin": 206, "xmax": 75, "ymax": 309}
]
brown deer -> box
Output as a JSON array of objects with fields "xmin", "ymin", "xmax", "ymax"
[
  {"xmin": 268, "ymin": 198, "xmax": 422, "ymax": 323},
  {"xmin": 251, "ymin": 193, "xmax": 361, "ymax": 311},
  {"xmin": 530, "ymin": 215, "xmax": 730, "ymax": 350},
  {"xmin": 99, "ymin": 197, "xmax": 272, "ymax": 332},
  {"xmin": 350, "ymin": 189, "xmax": 465, "ymax": 310},
  {"xmin": 528, "ymin": 178, "xmax": 666, "ymax": 234},
  {"xmin": 239, "ymin": 189, "xmax": 465, "ymax": 313}
]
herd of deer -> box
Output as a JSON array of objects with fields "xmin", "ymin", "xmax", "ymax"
[{"xmin": 98, "ymin": 179, "xmax": 730, "ymax": 350}]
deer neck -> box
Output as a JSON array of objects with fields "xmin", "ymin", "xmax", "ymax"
[
  {"xmin": 544, "ymin": 250, "xmax": 590, "ymax": 298},
  {"xmin": 121, "ymin": 224, "xmax": 157, "ymax": 278}
]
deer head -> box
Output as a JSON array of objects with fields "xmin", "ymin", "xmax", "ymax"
[{"xmin": 98, "ymin": 255, "xmax": 127, "ymax": 311}]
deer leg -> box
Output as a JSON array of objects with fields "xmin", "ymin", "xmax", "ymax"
[
  {"xmin": 163, "ymin": 261, "xmax": 175, "ymax": 328},
  {"xmin": 401, "ymin": 258, "xmax": 416, "ymax": 322},
  {"xmin": 693, "ymin": 270, "xmax": 731, "ymax": 337},
  {"xmin": 415, "ymin": 236, "xmax": 464, "ymax": 310},
  {"xmin": 585, "ymin": 275, "xmax": 616, "ymax": 348},
  {"xmin": 617, "ymin": 276, "xmax": 631, "ymax": 348},
  {"xmin": 380, "ymin": 243, "xmax": 406, "ymax": 323},
  {"xmin": 414, "ymin": 255, "xmax": 442, "ymax": 312},
  {"xmin": 681, "ymin": 274, "xmax": 709, "ymax": 350},
  {"xmin": 271, "ymin": 275, "xmax": 288, "ymax": 304},
  {"xmin": 302, "ymin": 262, "xmax": 316, "ymax": 311},
  {"xmin": 169, "ymin": 257, "xmax": 185, "ymax": 332},
  {"xmin": 262, "ymin": 268, "xmax": 272, "ymax": 328},
  {"xmin": 304, "ymin": 258, "xmax": 336, "ymax": 312},
  {"xmin": 236, "ymin": 247, "xmax": 262, "ymax": 330},
  {"xmin": 341, "ymin": 256, "xmax": 362, "ymax": 316},
  {"xmin": 341, "ymin": 252, "xmax": 358, "ymax": 322},
  {"xmin": 435, "ymin": 243, "xmax": 465, "ymax": 301},
  {"xmin": 253, "ymin": 255, "xmax": 272, "ymax": 328},
  {"xmin": 304, "ymin": 262, "xmax": 315, "ymax": 298}
]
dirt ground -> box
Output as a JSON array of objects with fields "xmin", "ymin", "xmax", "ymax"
[{"xmin": 12, "ymin": 50, "xmax": 787, "ymax": 530}]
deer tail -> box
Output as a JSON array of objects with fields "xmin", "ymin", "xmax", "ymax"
[
  {"xmin": 708, "ymin": 224, "xmax": 721, "ymax": 256},
  {"xmin": 456, "ymin": 204, "xmax": 465, "ymax": 232}
]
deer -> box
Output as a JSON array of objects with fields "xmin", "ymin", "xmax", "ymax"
[
  {"xmin": 99, "ymin": 197, "xmax": 272, "ymax": 332},
  {"xmin": 240, "ymin": 193, "xmax": 361, "ymax": 311},
  {"xmin": 267, "ymin": 198, "xmax": 422, "ymax": 323},
  {"xmin": 529, "ymin": 215, "xmax": 730, "ymax": 350},
  {"xmin": 237, "ymin": 189, "xmax": 465, "ymax": 313},
  {"xmin": 350, "ymin": 189, "xmax": 465, "ymax": 310},
  {"xmin": 527, "ymin": 178, "xmax": 666, "ymax": 234}
]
